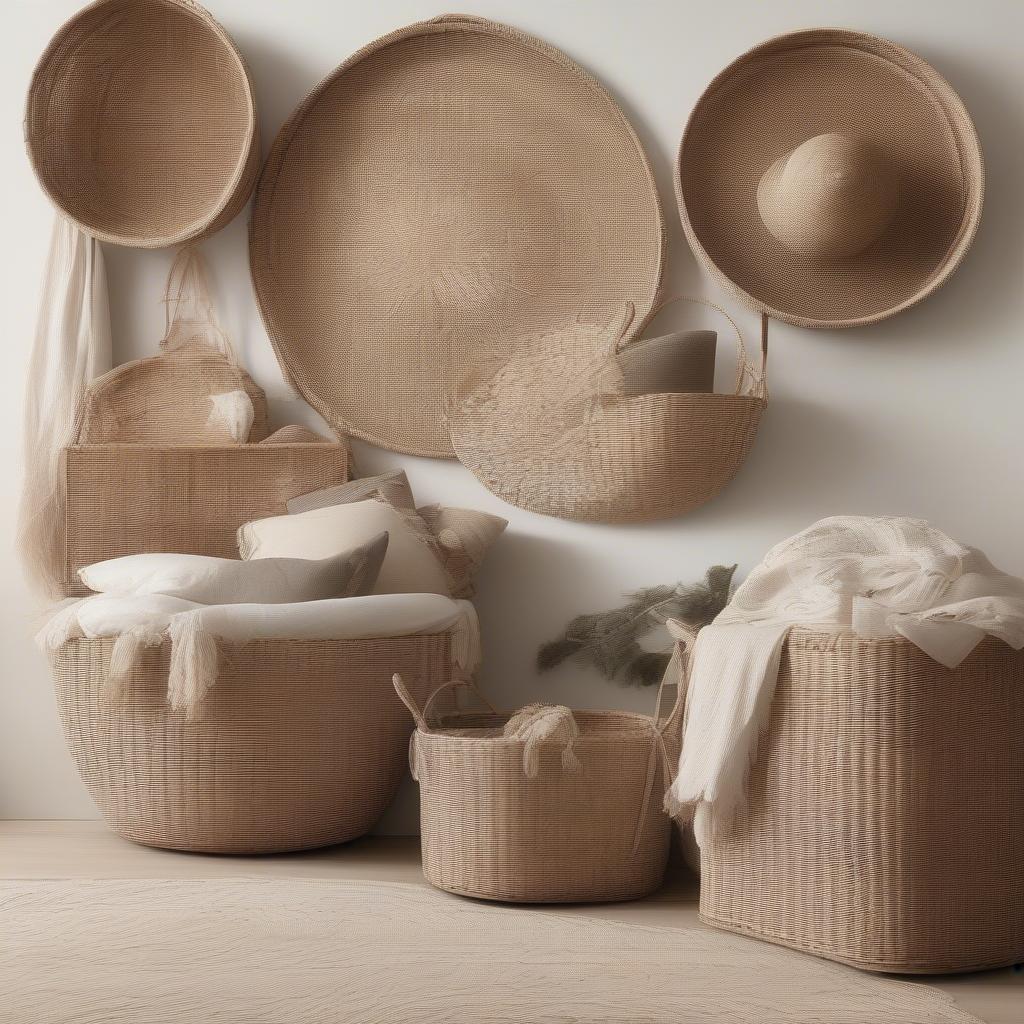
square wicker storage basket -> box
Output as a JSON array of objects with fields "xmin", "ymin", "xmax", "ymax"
[
  {"xmin": 62, "ymin": 443, "xmax": 348, "ymax": 596},
  {"xmin": 700, "ymin": 629, "xmax": 1024, "ymax": 974}
]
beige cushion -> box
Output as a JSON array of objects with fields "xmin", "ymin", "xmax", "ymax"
[
  {"xmin": 415, "ymin": 505, "xmax": 507, "ymax": 598},
  {"xmin": 238, "ymin": 498, "xmax": 450, "ymax": 596},
  {"xmin": 79, "ymin": 533, "xmax": 388, "ymax": 604},
  {"xmin": 616, "ymin": 330, "xmax": 716, "ymax": 396},
  {"xmin": 288, "ymin": 470, "xmax": 415, "ymax": 514}
]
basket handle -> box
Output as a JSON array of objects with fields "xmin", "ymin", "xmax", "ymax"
[
  {"xmin": 616, "ymin": 295, "xmax": 768, "ymax": 401},
  {"xmin": 629, "ymin": 621, "xmax": 701, "ymax": 855},
  {"xmin": 393, "ymin": 674, "xmax": 497, "ymax": 733},
  {"xmin": 161, "ymin": 245, "xmax": 236, "ymax": 360}
]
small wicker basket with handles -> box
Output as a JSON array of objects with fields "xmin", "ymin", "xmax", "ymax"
[{"xmin": 393, "ymin": 634, "xmax": 691, "ymax": 903}]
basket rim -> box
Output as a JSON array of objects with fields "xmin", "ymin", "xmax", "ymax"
[
  {"xmin": 24, "ymin": 0, "xmax": 258, "ymax": 248},
  {"xmin": 415, "ymin": 707, "xmax": 661, "ymax": 746}
]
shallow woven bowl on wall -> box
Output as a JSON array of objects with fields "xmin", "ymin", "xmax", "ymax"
[
  {"xmin": 677, "ymin": 29, "xmax": 983, "ymax": 328},
  {"xmin": 25, "ymin": 0, "xmax": 258, "ymax": 247},
  {"xmin": 250, "ymin": 14, "xmax": 663, "ymax": 458},
  {"xmin": 51, "ymin": 635, "xmax": 452, "ymax": 853}
]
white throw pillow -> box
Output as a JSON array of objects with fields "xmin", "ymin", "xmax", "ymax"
[
  {"xmin": 79, "ymin": 532, "xmax": 388, "ymax": 604},
  {"xmin": 237, "ymin": 499, "xmax": 451, "ymax": 597}
]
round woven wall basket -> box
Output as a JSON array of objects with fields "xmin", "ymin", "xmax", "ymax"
[
  {"xmin": 250, "ymin": 14, "xmax": 663, "ymax": 458},
  {"xmin": 448, "ymin": 305, "xmax": 767, "ymax": 523},
  {"xmin": 50, "ymin": 635, "xmax": 452, "ymax": 853},
  {"xmin": 25, "ymin": 0, "xmax": 259, "ymax": 248},
  {"xmin": 676, "ymin": 29, "xmax": 983, "ymax": 328}
]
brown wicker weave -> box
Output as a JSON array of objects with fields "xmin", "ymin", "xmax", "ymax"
[
  {"xmin": 63, "ymin": 443, "xmax": 348, "ymax": 597},
  {"xmin": 449, "ymin": 304, "xmax": 766, "ymax": 523},
  {"xmin": 395, "ymin": 660, "xmax": 684, "ymax": 903},
  {"xmin": 676, "ymin": 29, "xmax": 983, "ymax": 328},
  {"xmin": 51, "ymin": 634, "xmax": 452, "ymax": 853},
  {"xmin": 700, "ymin": 629, "xmax": 1024, "ymax": 974},
  {"xmin": 25, "ymin": 0, "xmax": 258, "ymax": 247},
  {"xmin": 249, "ymin": 13, "xmax": 663, "ymax": 458}
]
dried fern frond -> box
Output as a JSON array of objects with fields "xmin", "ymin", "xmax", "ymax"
[{"xmin": 536, "ymin": 564, "xmax": 737, "ymax": 686}]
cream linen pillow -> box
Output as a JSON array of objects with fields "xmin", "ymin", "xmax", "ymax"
[
  {"xmin": 79, "ymin": 532, "xmax": 388, "ymax": 604},
  {"xmin": 238, "ymin": 499, "xmax": 451, "ymax": 596}
]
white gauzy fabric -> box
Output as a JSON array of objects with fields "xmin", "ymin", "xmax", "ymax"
[
  {"xmin": 18, "ymin": 217, "xmax": 112, "ymax": 599},
  {"xmin": 166, "ymin": 595, "xmax": 480, "ymax": 717},
  {"xmin": 206, "ymin": 389, "xmax": 255, "ymax": 443},
  {"xmin": 670, "ymin": 516, "xmax": 1024, "ymax": 844}
]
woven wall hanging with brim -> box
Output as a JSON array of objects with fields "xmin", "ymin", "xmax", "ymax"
[
  {"xmin": 250, "ymin": 13, "xmax": 663, "ymax": 458},
  {"xmin": 448, "ymin": 299, "xmax": 767, "ymax": 523},
  {"xmin": 25, "ymin": 0, "xmax": 259, "ymax": 248},
  {"xmin": 676, "ymin": 29, "xmax": 983, "ymax": 329}
]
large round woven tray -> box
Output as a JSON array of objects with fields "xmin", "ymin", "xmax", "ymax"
[
  {"xmin": 250, "ymin": 14, "xmax": 663, "ymax": 458},
  {"xmin": 25, "ymin": 0, "xmax": 258, "ymax": 248}
]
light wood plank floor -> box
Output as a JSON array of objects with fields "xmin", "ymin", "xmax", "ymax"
[{"xmin": 2, "ymin": 821, "xmax": 1020, "ymax": 1023}]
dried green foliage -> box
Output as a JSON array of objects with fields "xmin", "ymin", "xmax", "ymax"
[{"xmin": 536, "ymin": 564, "xmax": 737, "ymax": 686}]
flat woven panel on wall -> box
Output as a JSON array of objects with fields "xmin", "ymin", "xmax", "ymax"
[
  {"xmin": 249, "ymin": 14, "xmax": 663, "ymax": 458},
  {"xmin": 25, "ymin": 0, "xmax": 259, "ymax": 247},
  {"xmin": 63, "ymin": 444, "xmax": 349, "ymax": 597}
]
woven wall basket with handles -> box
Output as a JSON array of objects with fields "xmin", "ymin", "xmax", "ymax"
[
  {"xmin": 393, "ymin": 636, "xmax": 689, "ymax": 903},
  {"xmin": 700, "ymin": 629, "xmax": 1024, "ymax": 974},
  {"xmin": 676, "ymin": 29, "xmax": 983, "ymax": 328},
  {"xmin": 448, "ymin": 300, "xmax": 767, "ymax": 523},
  {"xmin": 249, "ymin": 13, "xmax": 663, "ymax": 458},
  {"xmin": 25, "ymin": 0, "xmax": 259, "ymax": 247},
  {"xmin": 50, "ymin": 635, "xmax": 452, "ymax": 854}
]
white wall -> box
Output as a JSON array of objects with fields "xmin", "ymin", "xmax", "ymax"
[{"xmin": 3, "ymin": 0, "xmax": 1022, "ymax": 831}]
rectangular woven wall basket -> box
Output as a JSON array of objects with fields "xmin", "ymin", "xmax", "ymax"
[
  {"xmin": 62, "ymin": 443, "xmax": 348, "ymax": 597},
  {"xmin": 700, "ymin": 629, "xmax": 1024, "ymax": 974}
]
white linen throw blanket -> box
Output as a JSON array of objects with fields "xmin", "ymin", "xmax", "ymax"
[
  {"xmin": 40, "ymin": 594, "xmax": 481, "ymax": 719},
  {"xmin": 669, "ymin": 516, "xmax": 1024, "ymax": 843}
]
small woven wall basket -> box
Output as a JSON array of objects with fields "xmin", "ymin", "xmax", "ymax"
[
  {"xmin": 62, "ymin": 443, "xmax": 348, "ymax": 597},
  {"xmin": 700, "ymin": 629, "xmax": 1024, "ymax": 974},
  {"xmin": 25, "ymin": 0, "xmax": 259, "ymax": 247},
  {"xmin": 393, "ymin": 652, "xmax": 685, "ymax": 904},
  {"xmin": 249, "ymin": 13, "xmax": 663, "ymax": 458},
  {"xmin": 51, "ymin": 635, "xmax": 453, "ymax": 854},
  {"xmin": 449, "ymin": 305, "xmax": 767, "ymax": 523}
]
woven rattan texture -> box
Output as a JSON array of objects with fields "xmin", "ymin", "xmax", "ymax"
[
  {"xmin": 63, "ymin": 444, "xmax": 348, "ymax": 597},
  {"xmin": 413, "ymin": 704, "xmax": 679, "ymax": 903},
  {"xmin": 78, "ymin": 340, "xmax": 270, "ymax": 445},
  {"xmin": 25, "ymin": 0, "xmax": 258, "ymax": 247},
  {"xmin": 450, "ymin": 318, "xmax": 765, "ymax": 522},
  {"xmin": 700, "ymin": 630, "xmax": 1024, "ymax": 974},
  {"xmin": 250, "ymin": 14, "xmax": 663, "ymax": 457},
  {"xmin": 51, "ymin": 635, "xmax": 452, "ymax": 853},
  {"xmin": 676, "ymin": 29, "xmax": 983, "ymax": 328}
]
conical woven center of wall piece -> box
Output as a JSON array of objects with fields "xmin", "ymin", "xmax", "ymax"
[{"xmin": 250, "ymin": 14, "xmax": 663, "ymax": 458}]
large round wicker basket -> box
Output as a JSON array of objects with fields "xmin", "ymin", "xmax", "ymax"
[
  {"xmin": 25, "ymin": 0, "xmax": 258, "ymax": 247},
  {"xmin": 700, "ymin": 629, "xmax": 1024, "ymax": 974},
  {"xmin": 395, "ymin": 668, "xmax": 683, "ymax": 903},
  {"xmin": 50, "ymin": 635, "xmax": 452, "ymax": 853}
]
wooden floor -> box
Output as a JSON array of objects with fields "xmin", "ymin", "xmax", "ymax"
[{"xmin": 2, "ymin": 821, "xmax": 1020, "ymax": 1023}]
